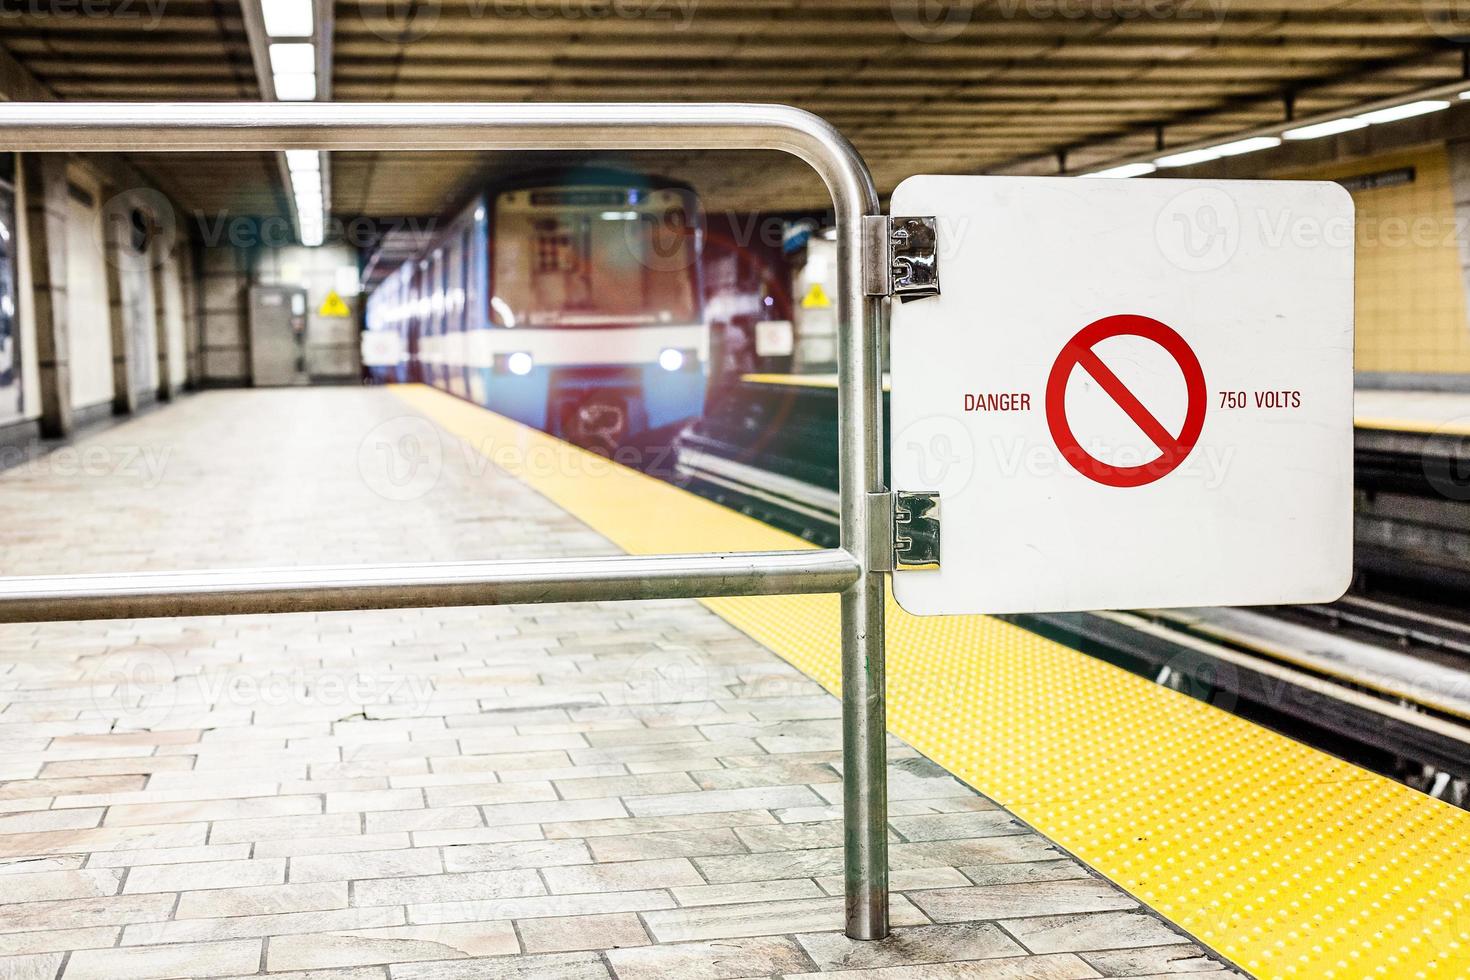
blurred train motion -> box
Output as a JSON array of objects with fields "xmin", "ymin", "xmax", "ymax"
[{"xmin": 364, "ymin": 172, "xmax": 709, "ymax": 451}]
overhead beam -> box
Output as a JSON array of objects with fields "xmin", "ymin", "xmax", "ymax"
[{"xmin": 0, "ymin": 42, "xmax": 54, "ymax": 103}]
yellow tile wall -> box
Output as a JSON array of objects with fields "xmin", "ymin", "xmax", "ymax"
[{"xmin": 1281, "ymin": 145, "xmax": 1470, "ymax": 376}]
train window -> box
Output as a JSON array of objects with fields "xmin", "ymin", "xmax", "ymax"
[{"xmin": 492, "ymin": 187, "xmax": 699, "ymax": 329}]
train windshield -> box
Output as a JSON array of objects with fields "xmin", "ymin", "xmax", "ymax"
[{"xmin": 491, "ymin": 186, "xmax": 700, "ymax": 328}]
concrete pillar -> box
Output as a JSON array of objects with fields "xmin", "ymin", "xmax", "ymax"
[
  {"xmin": 150, "ymin": 237, "xmax": 175, "ymax": 402},
  {"xmin": 181, "ymin": 243, "xmax": 200, "ymax": 389},
  {"xmin": 20, "ymin": 154, "xmax": 70, "ymax": 438},
  {"xmin": 101, "ymin": 193, "xmax": 136, "ymax": 416},
  {"xmin": 199, "ymin": 244, "xmax": 253, "ymax": 385}
]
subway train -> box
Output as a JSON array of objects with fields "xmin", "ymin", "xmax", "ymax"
[{"xmin": 364, "ymin": 172, "xmax": 708, "ymax": 450}]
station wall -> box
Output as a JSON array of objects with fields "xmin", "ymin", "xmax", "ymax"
[
  {"xmin": 1282, "ymin": 144, "xmax": 1470, "ymax": 387},
  {"xmin": 62, "ymin": 167, "xmax": 113, "ymax": 417},
  {"xmin": 114, "ymin": 211, "xmax": 160, "ymax": 403},
  {"xmin": 199, "ymin": 242, "xmax": 361, "ymax": 387},
  {"xmin": 255, "ymin": 245, "xmax": 361, "ymax": 382},
  {"xmin": 12, "ymin": 155, "xmax": 41, "ymax": 430},
  {"xmin": 1, "ymin": 152, "xmax": 199, "ymax": 442}
]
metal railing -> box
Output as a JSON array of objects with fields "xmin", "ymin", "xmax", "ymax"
[{"xmin": 0, "ymin": 102, "xmax": 891, "ymax": 940}]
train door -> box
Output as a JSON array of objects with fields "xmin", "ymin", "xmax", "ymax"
[
  {"xmin": 0, "ymin": 159, "xmax": 22, "ymax": 425},
  {"xmin": 467, "ymin": 209, "xmax": 490, "ymax": 405},
  {"xmin": 427, "ymin": 252, "xmax": 444, "ymax": 389},
  {"xmin": 405, "ymin": 265, "xmax": 423, "ymax": 384},
  {"xmin": 446, "ymin": 232, "xmax": 467, "ymax": 398}
]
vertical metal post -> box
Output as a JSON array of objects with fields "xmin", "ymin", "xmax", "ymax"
[{"xmin": 837, "ymin": 195, "xmax": 889, "ymax": 937}]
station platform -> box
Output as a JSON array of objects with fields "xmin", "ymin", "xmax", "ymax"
[
  {"xmin": 0, "ymin": 387, "xmax": 1460, "ymax": 979},
  {"xmin": 0, "ymin": 388, "xmax": 1232, "ymax": 980},
  {"xmin": 1355, "ymin": 389, "xmax": 1470, "ymax": 436}
]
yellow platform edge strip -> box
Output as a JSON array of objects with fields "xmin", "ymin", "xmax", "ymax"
[
  {"xmin": 1354, "ymin": 417, "xmax": 1470, "ymax": 437},
  {"xmin": 394, "ymin": 384, "xmax": 1470, "ymax": 980}
]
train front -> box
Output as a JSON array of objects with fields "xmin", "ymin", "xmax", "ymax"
[{"xmin": 480, "ymin": 182, "xmax": 708, "ymax": 453}]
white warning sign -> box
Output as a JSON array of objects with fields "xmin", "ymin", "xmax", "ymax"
[{"xmin": 888, "ymin": 175, "xmax": 1356, "ymax": 616}]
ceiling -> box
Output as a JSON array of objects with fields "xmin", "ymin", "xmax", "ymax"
[{"xmin": 0, "ymin": 1, "xmax": 1466, "ymax": 221}]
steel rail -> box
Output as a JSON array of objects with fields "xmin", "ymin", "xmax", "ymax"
[
  {"xmin": 0, "ymin": 550, "xmax": 862, "ymax": 624},
  {"xmin": 0, "ymin": 101, "xmax": 892, "ymax": 940}
]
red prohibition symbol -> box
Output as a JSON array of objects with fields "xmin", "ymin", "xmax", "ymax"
[{"xmin": 1045, "ymin": 313, "xmax": 1207, "ymax": 488}]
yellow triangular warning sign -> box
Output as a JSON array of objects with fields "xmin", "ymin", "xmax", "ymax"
[
  {"xmin": 801, "ymin": 283, "xmax": 832, "ymax": 309},
  {"xmin": 318, "ymin": 290, "xmax": 351, "ymax": 318}
]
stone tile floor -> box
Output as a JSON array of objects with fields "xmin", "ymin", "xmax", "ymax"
[{"xmin": 0, "ymin": 390, "xmax": 1242, "ymax": 978}]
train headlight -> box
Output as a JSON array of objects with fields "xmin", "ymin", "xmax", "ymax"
[
  {"xmin": 506, "ymin": 352, "xmax": 534, "ymax": 376},
  {"xmin": 658, "ymin": 348, "xmax": 687, "ymax": 372}
]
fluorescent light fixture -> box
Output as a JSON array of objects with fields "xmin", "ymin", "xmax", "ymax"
[
  {"xmin": 1283, "ymin": 117, "xmax": 1368, "ymax": 140},
  {"xmin": 1214, "ymin": 135, "xmax": 1282, "ymax": 157},
  {"xmin": 1355, "ymin": 99, "xmax": 1449, "ymax": 124},
  {"xmin": 1083, "ymin": 162, "xmax": 1157, "ymax": 179},
  {"xmin": 1155, "ymin": 147, "xmax": 1223, "ymax": 168},
  {"xmin": 292, "ymin": 172, "xmax": 322, "ymax": 193},
  {"xmin": 268, "ymin": 43, "xmax": 315, "ymax": 75},
  {"xmin": 261, "ymin": 0, "xmax": 313, "ymax": 37},
  {"xmin": 274, "ymin": 73, "xmax": 317, "ymax": 101},
  {"xmin": 270, "ymin": 44, "xmax": 317, "ymax": 100},
  {"xmin": 301, "ymin": 227, "xmax": 324, "ymax": 247},
  {"xmin": 286, "ymin": 150, "xmax": 320, "ymax": 173}
]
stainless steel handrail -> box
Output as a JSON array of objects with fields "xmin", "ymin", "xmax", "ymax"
[
  {"xmin": 0, "ymin": 550, "xmax": 863, "ymax": 622},
  {"xmin": 0, "ymin": 101, "xmax": 890, "ymax": 940}
]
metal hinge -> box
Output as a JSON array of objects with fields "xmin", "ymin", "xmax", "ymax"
[
  {"xmin": 866, "ymin": 490, "xmax": 941, "ymax": 572},
  {"xmin": 862, "ymin": 215, "xmax": 940, "ymax": 302}
]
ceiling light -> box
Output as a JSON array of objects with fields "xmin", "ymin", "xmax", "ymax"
[
  {"xmin": 1082, "ymin": 162, "xmax": 1157, "ymax": 179},
  {"xmin": 292, "ymin": 171, "xmax": 322, "ymax": 193},
  {"xmin": 269, "ymin": 43, "xmax": 315, "ymax": 75},
  {"xmin": 1282, "ymin": 117, "xmax": 1368, "ymax": 140},
  {"xmin": 261, "ymin": 0, "xmax": 313, "ymax": 37},
  {"xmin": 1155, "ymin": 147, "xmax": 1223, "ymax": 168},
  {"xmin": 1355, "ymin": 99, "xmax": 1449, "ymax": 124},
  {"xmin": 1214, "ymin": 135, "xmax": 1282, "ymax": 157},
  {"xmin": 273, "ymin": 73, "xmax": 317, "ymax": 101},
  {"xmin": 286, "ymin": 150, "xmax": 320, "ymax": 173}
]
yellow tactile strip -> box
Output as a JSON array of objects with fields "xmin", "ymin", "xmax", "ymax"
[{"xmin": 395, "ymin": 383, "xmax": 1470, "ymax": 979}]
